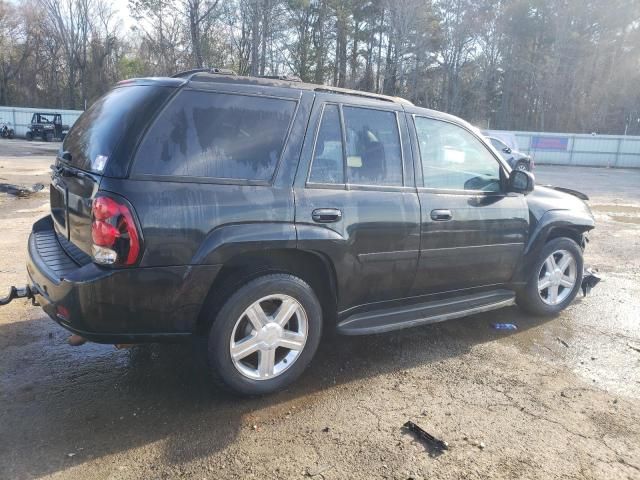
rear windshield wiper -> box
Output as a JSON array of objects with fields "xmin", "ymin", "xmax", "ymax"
[{"xmin": 50, "ymin": 162, "xmax": 91, "ymax": 180}]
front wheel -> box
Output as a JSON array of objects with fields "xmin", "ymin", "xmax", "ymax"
[
  {"xmin": 515, "ymin": 161, "xmax": 529, "ymax": 171},
  {"xmin": 25, "ymin": 131, "xmax": 33, "ymax": 140},
  {"xmin": 207, "ymin": 274, "xmax": 322, "ymax": 395},
  {"xmin": 517, "ymin": 237, "xmax": 583, "ymax": 316}
]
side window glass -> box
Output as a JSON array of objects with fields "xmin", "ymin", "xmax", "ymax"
[
  {"xmin": 415, "ymin": 117, "xmax": 502, "ymax": 192},
  {"xmin": 343, "ymin": 107, "xmax": 403, "ymax": 186},
  {"xmin": 133, "ymin": 91, "xmax": 296, "ymax": 180},
  {"xmin": 309, "ymin": 105, "xmax": 344, "ymax": 184}
]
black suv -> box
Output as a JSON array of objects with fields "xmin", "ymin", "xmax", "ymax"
[{"xmin": 25, "ymin": 72, "xmax": 595, "ymax": 395}]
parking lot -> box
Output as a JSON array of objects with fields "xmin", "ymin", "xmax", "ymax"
[{"xmin": 0, "ymin": 138, "xmax": 639, "ymax": 480}]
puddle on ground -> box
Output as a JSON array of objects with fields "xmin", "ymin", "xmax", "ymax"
[{"xmin": 508, "ymin": 276, "xmax": 640, "ymax": 400}]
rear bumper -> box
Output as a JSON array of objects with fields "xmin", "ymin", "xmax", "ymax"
[{"xmin": 27, "ymin": 216, "xmax": 220, "ymax": 343}]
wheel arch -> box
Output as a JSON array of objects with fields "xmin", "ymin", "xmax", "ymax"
[
  {"xmin": 195, "ymin": 248, "xmax": 338, "ymax": 335},
  {"xmin": 513, "ymin": 210, "xmax": 593, "ymax": 285}
]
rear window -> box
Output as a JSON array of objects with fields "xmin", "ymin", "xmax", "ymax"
[
  {"xmin": 62, "ymin": 85, "xmax": 173, "ymax": 174},
  {"xmin": 132, "ymin": 90, "xmax": 297, "ymax": 181}
]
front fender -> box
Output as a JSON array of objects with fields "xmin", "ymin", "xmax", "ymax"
[{"xmin": 512, "ymin": 209, "xmax": 595, "ymax": 285}]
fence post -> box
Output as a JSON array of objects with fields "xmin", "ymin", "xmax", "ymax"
[
  {"xmin": 614, "ymin": 137, "xmax": 622, "ymax": 168},
  {"xmin": 568, "ymin": 135, "xmax": 575, "ymax": 166}
]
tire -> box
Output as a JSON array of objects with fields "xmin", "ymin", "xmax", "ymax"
[
  {"xmin": 25, "ymin": 131, "xmax": 33, "ymax": 141},
  {"xmin": 207, "ymin": 273, "xmax": 323, "ymax": 395},
  {"xmin": 517, "ymin": 237, "xmax": 583, "ymax": 316},
  {"xmin": 515, "ymin": 161, "xmax": 528, "ymax": 171},
  {"xmin": 44, "ymin": 132, "xmax": 53, "ymax": 142}
]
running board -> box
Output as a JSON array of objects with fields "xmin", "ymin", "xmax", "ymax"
[{"xmin": 337, "ymin": 289, "xmax": 516, "ymax": 335}]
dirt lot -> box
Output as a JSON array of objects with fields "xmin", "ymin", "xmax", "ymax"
[{"xmin": 0, "ymin": 138, "xmax": 639, "ymax": 480}]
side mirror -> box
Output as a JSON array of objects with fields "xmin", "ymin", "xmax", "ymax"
[
  {"xmin": 502, "ymin": 147, "xmax": 512, "ymax": 154},
  {"xmin": 509, "ymin": 169, "xmax": 535, "ymax": 194}
]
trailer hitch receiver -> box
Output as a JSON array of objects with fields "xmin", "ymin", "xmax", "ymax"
[{"xmin": 0, "ymin": 285, "xmax": 39, "ymax": 306}]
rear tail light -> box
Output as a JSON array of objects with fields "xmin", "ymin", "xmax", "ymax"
[{"xmin": 91, "ymin": 194, "xmax": 141, "ymax": 266}]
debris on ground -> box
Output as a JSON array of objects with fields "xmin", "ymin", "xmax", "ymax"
[
  {"xmin": 67, "ymin": 335, "xmax": 87, "ymax": 347},
  {"xmin": 492, "ymin": 323, "xmax": 518, "ymax": 331},
  {"xmin": 627, "ymin": 343, "xmax": 640, "ymax": 353},
  {"xmin": 581, "ymin": 268, "xmax": 601, "ymax": 296},
  {"xmin": 556, "ymin": 337, "xmax": 570, "ymax": 348},
  {"xmin": 403, "ymin": 421, "xmax": 448, "ymax": 455},
  {"xmin": 0, "ymin": 182, "xmax": 44, "ymax": 197},
  {"xmin": 305, "ymin": 464, "xmax": 333, "ymax": 477}
]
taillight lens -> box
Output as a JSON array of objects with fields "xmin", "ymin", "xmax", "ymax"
[{"xmin": 91, "ymin": 195, "xmax": 141, "ymax": 266}]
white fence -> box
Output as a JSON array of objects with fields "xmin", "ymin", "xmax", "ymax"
[
  {"xmin": 0, "ymin": 106, "xmax": 83, "ymax": 138},
  {"xmin": 488, "ymin": 129, "xmax": 640, "ymax": 169}
]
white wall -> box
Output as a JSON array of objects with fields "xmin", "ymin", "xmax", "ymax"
[{"xmin": 0, "ymin": 106, "xmax": 82, "ymax": 138}]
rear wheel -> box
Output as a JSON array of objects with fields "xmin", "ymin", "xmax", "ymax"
[
  {"xmin": 207, "ymin": 274, "xmax": 322, "ymax": 395},
  {"xmin": 517, "ymin": 237, "xmax": 583, "ymax": 316},
  {"xmin": 515, "ymin": 161, "xmax": 528, "ymax": 171}
]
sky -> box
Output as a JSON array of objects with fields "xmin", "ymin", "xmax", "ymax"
[{"xmin": 112, "ymin": 0, "xmax": 135, "ymax": 31}]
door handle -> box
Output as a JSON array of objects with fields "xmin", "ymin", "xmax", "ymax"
[
  {"xmin": 312, "ymin": 208, "xmax": 342, "ymax": 223},
  {"xmin": 431, "ymin": 209, "xmax": 452, "ymax": 221}
]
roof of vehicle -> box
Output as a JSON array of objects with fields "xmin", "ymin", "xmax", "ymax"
[
  {"xmin": 118, "ymin": 70, "xmax": 476, "ymax": 130},
  {"xmin": 120, "ymin": 70, "xmax": 414, "ymax": 106}
]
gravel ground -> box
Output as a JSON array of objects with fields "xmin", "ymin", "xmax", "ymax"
[{"xmin": 0, "ymin": 138, "xmax": 639, "ymax": 480}]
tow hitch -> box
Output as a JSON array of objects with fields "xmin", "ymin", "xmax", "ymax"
[{"xmin": 0, "ymin": 285, "xmax": 38, "ymax": 306}]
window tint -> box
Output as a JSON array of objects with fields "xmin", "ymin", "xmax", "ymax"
[
  {"xmin": 134, "ymin": 91, "xmax": 296, "ymax": 180},
  {"xmin": 343, "ymin": 107, "xmax": 403, "ymax": 186},
  {"xmin": 415, "ymin": 117, "xmax": 502, "ymax": 192},
  {"xmin": 63, "ymin": 85, "xmax": 172, "ymax": 173},
  {"xmin": 309, "ymin": 105, "xmax": 344, "ymax": 184}
]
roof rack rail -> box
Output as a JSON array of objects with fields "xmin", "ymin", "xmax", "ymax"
[
  {"xmin": 171, "ymin": 67, "xmax": 237, "ymax": 78},
  {"xmin": 257, "ymin": 74, "xmax": 303, "ymax": 83},
  {"xmin": 313, "ymin": 86, "xmax": 413, "ymax": 105}
]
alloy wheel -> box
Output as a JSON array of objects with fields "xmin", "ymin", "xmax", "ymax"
[
  {"xmin": 538, "ymin": 249, "xmax": 577, "ymax": 305},
  {"xmin": 229, "ymin": 294, "xmax": 308, "ymax": 380}
]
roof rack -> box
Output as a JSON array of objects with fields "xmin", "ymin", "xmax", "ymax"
[
  {"xmin": 258, "ymin": 74, "xmax": 303, "ymax": 83},
  {"xmin": 313, "ymin": 86, "xmax": 413, "ymax": 106},
  {"xmin": 171, "ymin": 67, "xmax": 237, "ymax": 78}
]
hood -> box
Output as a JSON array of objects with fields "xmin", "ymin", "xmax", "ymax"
[
  {"xmin": 527, "ymin": 185, "xmax": 593, "ymax": 220},
  {"xmin": 512, "ymin": 149, "xmax": 530, "ymax": 159}
]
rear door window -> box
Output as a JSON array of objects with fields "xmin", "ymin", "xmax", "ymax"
[
  {"xmin": 309, "ymin": 105, "xmax": 344, "ymax": 184},
  {"xmin": 343, "ymin": 106, "xmax": 403, "ymax": 186},
  {"xmin": 133, "ymin": 90, "xmax": 297, "ymax": 181},
  {"xmin": 308, "ymin": 104, "xmax": 403, "ymax": 187}
]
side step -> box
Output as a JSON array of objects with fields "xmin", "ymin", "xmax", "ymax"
[{"xmin": 337, "ymin": 289, "xmax": 516, "ymax": 335}]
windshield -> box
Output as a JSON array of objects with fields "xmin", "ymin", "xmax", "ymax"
[
  {"xmin": 490, "ymin": 137, "xmax": 507, "ymax": 150},
  {"xmin": 62, "ymin": 85, "xmax": 173, "ymax": 174}
]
